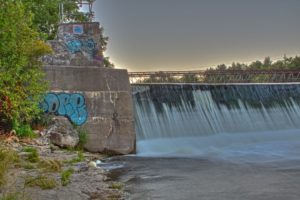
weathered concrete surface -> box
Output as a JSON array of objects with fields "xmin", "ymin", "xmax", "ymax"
[
  {"xmin": 44, "ymin": 65, "xmax": 136, "ymax": 154},
  {"xmin": 43, "ymin": 22, "xmax": 104, "ymax": 67}
]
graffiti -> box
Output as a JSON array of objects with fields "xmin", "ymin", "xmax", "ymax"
[
  {"xmin": 63, "ymin": 33, "xmax": 98, "ymax": 59},
  {"xmin": 73, "ymin": 25, "xmax": 83, "ymax": 35},
  {"xmin": 41, "ymin": 93, "xmax": 88, "ymax": 126}
]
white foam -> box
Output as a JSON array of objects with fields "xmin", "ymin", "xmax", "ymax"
[{"xmin": 137, "ymin": 129, "xmax": 300, "ymax": 163}]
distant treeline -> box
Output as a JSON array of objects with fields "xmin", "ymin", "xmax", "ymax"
[
  {"xmin": 140, "ymin": 56, "xmax": 300, "ymax": 83},
  {"xmin": 207, "ymin": 56, "xmax": 300, "ymax": 71}
]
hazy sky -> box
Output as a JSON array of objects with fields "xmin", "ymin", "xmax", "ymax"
[{"xmin": 93, "ymin": 0, "xmax": 300, "ymax": 72}]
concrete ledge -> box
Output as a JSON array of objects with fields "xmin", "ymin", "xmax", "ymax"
[{"xmin": 44, "ymin": 65, "xmax": 131, "ymax": 92}]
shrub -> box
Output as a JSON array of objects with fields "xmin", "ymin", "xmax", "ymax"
[
  {"xmin": 0, "ymin": 0, "xmax": 50, "ymax": 131},
  {"xmin": 12, "ymin": 120, "xmax": 37, "ymax": 138}
]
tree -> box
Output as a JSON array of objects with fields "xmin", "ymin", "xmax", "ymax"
[
  {"xmin": 0, "ymin": 0, "xmax": 51, "ymax": 131},
  {"xmin": 263, "ymin": 56, "xmax": 272, "ymax": 68},
  {"xmin": 23, "ymin": 0, "xmax": 89, "ymax": 40}
]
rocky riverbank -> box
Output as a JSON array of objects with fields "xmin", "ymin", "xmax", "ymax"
[{"xmin": 0, "ymin": 133, "xmax": 127, "ymax": 200}]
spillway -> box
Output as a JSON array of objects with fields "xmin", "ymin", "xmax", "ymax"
[{"xmin": 132, "ymin": 84, "xmax": 300, "ymax": 161}]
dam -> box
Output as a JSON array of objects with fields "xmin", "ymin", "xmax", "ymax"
[
  {"xmin": 105, "ymin": 82, "xmax": 300, "ymax": 200},
  {"xmin": 131, "ymin": 83, "xmax": 300, "ymax": 160}
]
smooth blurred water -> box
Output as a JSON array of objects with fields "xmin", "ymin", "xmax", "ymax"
[
  {"xmin": 104, "ymin": 84, "xmax": 300, "ymax": 200},
  {"xmin": 132, "ymin": 84, "xmax": 300, "ymax": 161}
]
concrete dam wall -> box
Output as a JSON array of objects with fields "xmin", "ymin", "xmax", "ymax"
[
  {"xmin": 42, "ymin": 22, "xmax": 135, "ymax": 154},
  {"xmin": 44, "ymin": 65, "xmax": 135, "ymax": 154}
]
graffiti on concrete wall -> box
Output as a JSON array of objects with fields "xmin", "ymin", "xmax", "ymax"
[
  {"xmin": 41, "ymin": 93, "xmax": 88, "ymax": 126},
  {"xmin": 63, "ymin": 33, "xmax": 99, "ymax": 60}
]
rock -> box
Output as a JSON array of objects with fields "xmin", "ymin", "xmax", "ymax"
[
  {"xmin": 88, "ymin": 161, "xmax": 97, "ymax": 168},
  {"xmin": 47, "ymin": 117, "xmax": 79, "ymax": 148},
  {"xmin": 95, "ymin": 160, "xmax": 102, "ymax": 165}
]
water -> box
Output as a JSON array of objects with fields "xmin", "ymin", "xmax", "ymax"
[
  {"xmin": 132, "ymin": 84, "xmax": 300, "ymax": 160},
  {"xmin": 108, "ymin": 84, "xmax": 300, "ymax": 199}
]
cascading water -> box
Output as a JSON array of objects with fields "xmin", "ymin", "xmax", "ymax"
[{"xmin": 132, "ymin": 84, "xmax": 300, "ymax": 161}]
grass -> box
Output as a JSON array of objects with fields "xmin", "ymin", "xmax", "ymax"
[
  {"xmin": 61, "ymin": 168, "xmax": 74, "ymax": 186},
  {"xmin": 64, "ymin": 151, "xmax": 84, "ymax": 164},
  {"xmin": 0, "ymin": 193, "xmax": 20, "ymax": 200},
  {"xmin": 108, "ymin": 194, "xmax": 122, "ymax": 200},
  {"xmin": 0, "ymin": 147, "xmax": 19, "ymax": 186},
  {"xmin": 25, "ymin": 175, "xmax": 56, "ymax": 190},
  {"xmin": 22, "ymin": 163, "xmax": 36, "ymax": 170},
  {"xmin": 75, "ymin": 127, "xmax": 88, "ymax": 150},
  {"xmin": 22, "ymin": 147, "xmax": 39, "ymax": 163},
  {"xmin": 38, "ymin": 159, "xmax": 62, "ymax": 173},
  {"xmin": 109, "ymin": 182, "xmax": 123, "ymax": 190}
]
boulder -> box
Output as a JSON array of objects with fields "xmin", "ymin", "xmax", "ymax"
[{"xmin": 47, "ymin": 117, "xmax": 79, "ymax": 148}]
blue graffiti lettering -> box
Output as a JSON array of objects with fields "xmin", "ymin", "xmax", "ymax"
[{"xmin": 42, "ymin": 93, "xmax": 88, "ymax": 126}]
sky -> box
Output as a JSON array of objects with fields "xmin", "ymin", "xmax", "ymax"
[{"xmin": 92, "ymin": 0, "xmax": 300, "ymax": 72}]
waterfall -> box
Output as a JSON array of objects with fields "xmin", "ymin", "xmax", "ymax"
[{"xmin": 132, "ymin": 84, "xmax": 300, "ymax": 160}]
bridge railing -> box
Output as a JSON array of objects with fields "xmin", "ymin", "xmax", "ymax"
[{"xmin": 128, "ymin": 69, "xmax": 300, "ymax": 84}]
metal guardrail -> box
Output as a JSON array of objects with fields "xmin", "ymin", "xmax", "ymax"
[{"xmin": 128, "ymin": 70, "xmax": 300, "ymax": 84}]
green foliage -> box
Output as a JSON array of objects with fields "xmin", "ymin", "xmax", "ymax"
[
  {"xmin": 12, "ymin": 120, "xmax": 37, "ymax": 138},
  {"xmin": 31, "ymin": 113, "xmax": 52, "ymax": 130},
  {"xmin": 0, "ymin": 147, "xmax": 19, "ymax": 186},
  {"xmin": 76, "ymin": 128, "xmax": 88, "ymax": 150},
  {"xmin": 210, "ymin": 56, "xmax": 300, "ymax": 71},
  {"xmin": 23, "ymin": 0, "xmax": 89, "ymax": 40},
  {"xmin": 203, "ymin": 56, "xmax": 300, "ymax": 83},
  {"xmin": 0, "ymin": 0, "xmax": 51, "ymax": 130},
  {"xmin": 180, "ymin": 74, "xmax": 198, "ymax": 83},
  {"xmin": 38, "ymin": 159, "xmax": 62, "ymax": 173},
  {"xmin": 103, "ymin": 57, "xmax": 115, "ymax": 68},
  {"xmin": 22, "ymin": 163, "xmax": 36, "ymax": 170},
  {"xmin": 61, "ymin": 168, "xmax": 74, "ymax": 186},
  {"xmin": 25, "ymin": 175, "xmax": 56, "ymax": 190},
  {"xmin": 109, "ymin": 182, "xmax": 123, "ymax": 190},
  {"xmin": 23, "ymin": 147, "xmax": 39, "ymax": 163},
  {"xmin": 0, "ymin": 193, "xmax": 20, "ymax": 200},
  {"xmin": 64, "ymin": 151, "xmax": 84, "ymax": 164}
]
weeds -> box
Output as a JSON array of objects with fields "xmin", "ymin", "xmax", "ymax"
[
  {"xmin": 76, "ymin": 128, "xmax": 88, "ymax": 150},
  {"xmin": 109, "ymin": 182, "xmax": 123, "ymax": 190},
  {"xmin": 61, "ymin": 168, "xmax": 74, "ymax": 186},
  {"xmin": 22, "ymin": 147, "xmax": 39, "ymax": 163},
  {"xmin": 25, "ymin": 175, "xmax": 56, "ymax": 190},
  {"xmin": 64, "ymin": 151, "xmax": 84, "ymax": 164},
  {"xmin": 0, "ymin": 147, "xmax": 19, "ymax": 186},
  {"xmin": 22, "ymin": 163, "xmax": 36, "ymax": 170},
  {"xmin": 38, "ymin": 159, "xmax": 62, "ymax": 173},
  {"xmin": 0, "ymin": 192, "xmax": 20, "ymax": 200}
]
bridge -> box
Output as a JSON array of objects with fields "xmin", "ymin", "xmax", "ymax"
[{"xmin": 129, "ymin": 69, "xmax": 300, "ymax": 84}]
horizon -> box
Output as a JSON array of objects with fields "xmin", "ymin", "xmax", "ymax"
[{"xmin": 93, "ymin": 0, "xmax": 300, "ymax": 72}]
